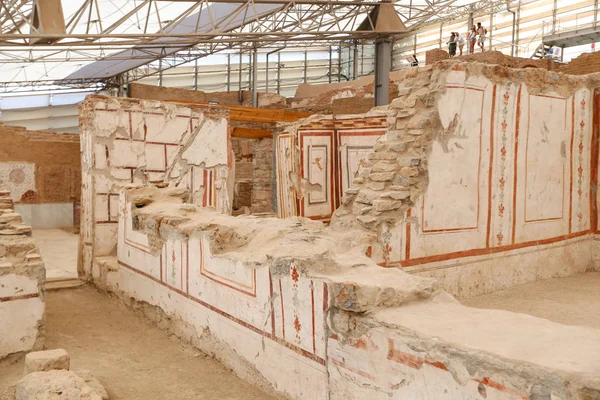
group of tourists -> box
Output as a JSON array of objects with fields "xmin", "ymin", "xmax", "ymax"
[{"xmin": 447, "ymin": 22, "xmax": 488, "ymax": 56}]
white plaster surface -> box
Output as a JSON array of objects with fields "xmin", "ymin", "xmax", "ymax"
[
  {"xmin": 15, "ymin": 204, "xmax": 74, "ymax": 229},
  {"xmin": 182, "ymin": 117, "xmax": 229, "ymax": 168},
  {"xmin": 0, "ymin": 274, "xmax": 44, "ymax": 359},
  {"xmin": 464, "ymin": 271, "xmax": 600, "ymax": 329}
]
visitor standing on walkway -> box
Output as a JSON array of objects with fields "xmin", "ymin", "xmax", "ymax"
[
  {"xmin": 468, "ymin": 26, "xmax": 477, "ymax": 54},
  {"xmin": 456, "ymin": 32, "xmax": 465, "ymax": 56},
  {"xmin": 477, "ymin": 22, "xmax": 487, "ymax": 52},
  {"xmin": 447, "ymin": 32, "xmax": 457, "ymax": 56}
]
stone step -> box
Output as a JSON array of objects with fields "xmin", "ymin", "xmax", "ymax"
[
  {"xmin": 46, "ymin": 278, "xmax": 85, "ymax": 291},
  {"xmin": 0, "ymin": 213, "xmax": 22, "ymax": 224},
  {"xmin": 0, "ymin": 225, "xmax": 32, "ymax": 236},
  {"xmin": 95, "ymin": 256, "xmax": 118, "ymax": 272}
]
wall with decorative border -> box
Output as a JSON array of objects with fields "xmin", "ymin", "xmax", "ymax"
[
  {"xmin": 276, "ymin": 116, "xmax": 387, "ymax": 221},
  {"xmin": 79, "ymin": 95, "xmax": 233, "ymax": 280},
  {"xmin": 328, "ymin": 65, "xmax": 600, "ymax": 300}
]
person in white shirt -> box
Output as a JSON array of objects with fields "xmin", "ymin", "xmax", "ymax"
[
  {"xmin": 456, "ymin": 32, "xmax": 465, "ymax": 56},
  {"xmin": 468, "ymin": 26, "xmax": 477, "ymax": 54},
  {"xmin": 477, "ymin": 22, "xmax": 487, "ymax": 52}
]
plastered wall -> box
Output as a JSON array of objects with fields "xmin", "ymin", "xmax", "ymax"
[
  {"xmin": 102, "ymin": 184, "xmax": 600, "ymax": 400},
  {"xmin": 317, "ymin": 63, "xmax": 600, "ymax": 299},
  {"xmin": 276, "ymin": 115, "xmax": 387, "ymax": 221},
  {"xmin": 83, "ymin": 65, "xmax": 600, "ymax": 399},
  {"xmin": 78, "ymin": 95, "xmax": 233, "ymax": 279}
]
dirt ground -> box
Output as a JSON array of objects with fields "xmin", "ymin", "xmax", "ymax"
[
  {"xmin": 0, "ymin": 286, "xmax": 275, "ymax": 400},
  {"xmin": 464, "ymin": 272, "xmax": 600, "ymax": 329}
]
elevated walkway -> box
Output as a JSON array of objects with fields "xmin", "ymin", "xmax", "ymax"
[
  {"xmin": 543, "ymin": 24, "xmax": 600, "ymax": 48},
  {"xmin": 542, "ymin": 17, "xmax": 600, "ymax": 48}
]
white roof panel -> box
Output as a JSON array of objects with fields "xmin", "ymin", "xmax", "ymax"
[{"xmin": 62, "ymin": 3, "xmax": 281, "ymax": 81}]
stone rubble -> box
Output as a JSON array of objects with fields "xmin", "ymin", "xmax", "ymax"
[
  {"xmin": 3, "ymin": 349, "xmax": 109, "ymax": 400},
  {"xmin": 25, "ymin": 350, "xmax": 70, "ymax": 374}
]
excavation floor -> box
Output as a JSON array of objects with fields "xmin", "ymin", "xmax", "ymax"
[
  {"xmin": 0, "ymin": 285, "xmax": 275, "ymax": 400},
  {"xmin": 464, "ymin": 271, "xmax": 600, "ymax": 329}
]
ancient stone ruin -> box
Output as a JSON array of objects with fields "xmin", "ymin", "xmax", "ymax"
[{"xmin": 3, "ymin": 57, "xmax": 600, "ymax": 400}]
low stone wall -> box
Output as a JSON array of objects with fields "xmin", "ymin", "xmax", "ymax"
[
  {"xmin": 0, "ymin": 190, "xmax": 45, "ymax": 360},
  {"xmin": 100, "ymin": 185, "xmax": 600, "ymax": 399}
]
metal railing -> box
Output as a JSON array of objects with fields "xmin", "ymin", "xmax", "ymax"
[{"xmin": 542, "ymin": 10, "xmax": 598, "ymax": 37}]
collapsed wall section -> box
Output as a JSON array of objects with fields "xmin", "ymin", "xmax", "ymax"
[
  {"xmin": 0, "ymin": 190, "xmax": 45, "ymax": 360},
  {"xmin": 78, "ymin": 95, "xmax": 233, "ymax": 280}
]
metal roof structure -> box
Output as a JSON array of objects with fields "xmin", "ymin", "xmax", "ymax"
[{"xmin": 0, "ymin": 0, "xmax": 511, "ymax": 92}]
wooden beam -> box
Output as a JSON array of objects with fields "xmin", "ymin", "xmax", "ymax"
[
  {"xmin": 231, "ymin": 127, "xmax": 273, "ymax": 139},
  {"xmin": 165, "ymin": 100, "xmax": 311, "ymax": 124}
]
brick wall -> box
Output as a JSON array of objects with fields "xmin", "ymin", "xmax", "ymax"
[
  {"xmin": 251, "ymin": 138, "xmax": 274, "ymax": 213},
  {"xmin": 231, "ymin": 137, "xmax": 275, "ymax": 214},
  {"xmin": 0, "ymin": 124, "xmax": 80, "ymax": 204},
  {"xmin": 425, "ymin": 49, "xmax": 451, "ymax": 65},
  {"xmin": 560, "ymin": 51, "xmax": 600, "ymax": 75},
  {"xmin": 129, "ymin": 83, "xmax": 286, "ymax": 108}
]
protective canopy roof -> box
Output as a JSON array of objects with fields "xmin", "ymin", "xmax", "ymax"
[{"xmin": 63, "ymin": 2, "xmax": 281, "ymax": 81}]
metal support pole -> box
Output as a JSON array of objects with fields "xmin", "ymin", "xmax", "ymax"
[
  {"xmin": 507, "ymin": 1, "xmax": 516, "ymax": 57},
  {"xmin": 266, "ymin": 47, "xmax": 285, "ymax": 93},
  {"xmin": 328, "ymin": 46, "xmax": 332, "ymax": 83},
  {"xmin": 390, "ymin": 38, "xmax": 395, "ymax": 71},
  {"xmin": 252, "ymin": 46, "xmax": 258, "ymax": 108},
  {"xmin": 489, "ymin": 9, "xmax": 493, "ymax": 51},
  {"xmin": 374, "ymin": 38, "xmax": 391, "ymax": 107},
  {"xmin": 277, "ymin": 52, "xmax": 281, "ymax": 94},
  {"xmin": 515, "ymin": 3, "xmax": 521, "ymax": 57},
  {"xmin": 226, "ymin": 54, "xmax": 231, "ymax": 92},
  {"xmin": 552, "ymin": 0, "xmax": 557, "ymax": 33},
  {"xmin": 193, "ymin": 58, "xmax": 198, "ymax": 91},
  {"xmin": 595, "ymin": 0, "xmax": 598, "ymax": 27},
  {"xmin": 360, "ymin": 43, "xmax": 364, "ymax": 76},
  {"xmin": 439, "ymin": 21, "xmax": 444, "ymax": 49},
  {"xmin": 158, "ymin": 59, "xmax": 163, "ymax": 86},
  {"xmin": 266, "ymin": 53, "xmax": 270, "ymax": 93},
  {"xmin": 353, "ymin": 40, "xmax": 359, "ymax": 80},
  {"xmin": 337, "ymin": 46, "xmax": 342, "ymax": 82},
  {"xmin": 238, "ymin": 51, "xmax": 243, "ymax": 102},
  {"xmin": 468, "ymin": 11, "xmax": 474, "ymax": 31},
  {"xmin": 303, "ymin": 50, "xmax": 308, "ymax": 83}
]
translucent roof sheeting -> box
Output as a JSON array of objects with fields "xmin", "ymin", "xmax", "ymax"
[
  {"xmin": 0, "ymin": 0, "xmax": 509, "ymax": 92},
  {"xmin": 62, "ymin": 2, "xmax": 282, "ymax": 82}
]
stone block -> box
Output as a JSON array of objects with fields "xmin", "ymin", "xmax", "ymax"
[
  {"xmin": 368, "ymin": 152, "xmax": 397, "ymax": 161},
  {"xmin": 380, "ymin": 191, "xmax": 410, "ymax": 200},
  {"xmin": 372, "ymin": 162, "xmax": 398, "ymax": 173},
  {"xmin": 365, "ymin": 181, "xmax": 386, "ymax": 191},
  {"xmin": 396, "ymin": 156, "xmax": 421, "ymax": 167},
  {"xmin": 400, "ymin": 167, "xmax": 419, "ymax": 177},
  {"xmin": 25, "ymin": 349, "xmax": 70, "ymax": 374},
  {"xmin": 373, "ymin": 199, "xmax": 402, "ymax": 212},
  {"xmin": 369, "ymin": 172, "xmax": 396, "ymax": 182},
  {"xmin": 16, "ymin": 370, "xmax": 104, "ymax": 400},
  {"xmin": 355, "ymin": 190, "xmax": 378, "ymax": 205},
  {"xmin": 407, "ymin": 111, "xmax": 434, "ymax": 129}
]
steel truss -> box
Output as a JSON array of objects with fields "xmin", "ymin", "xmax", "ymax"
[{"xmin": 0, "ymin": 0, "xmax": 511, "ymax": 92}]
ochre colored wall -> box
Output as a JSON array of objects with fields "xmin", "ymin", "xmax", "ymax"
[{"xmin": 0, "ymin": 125, "xmax": 81, "ymax": 204}]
